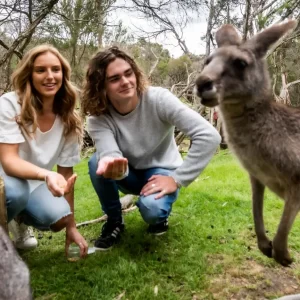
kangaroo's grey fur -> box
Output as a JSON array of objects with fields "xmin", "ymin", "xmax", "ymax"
[
  {"xmin": 0, "ymin": 225, "xmax": 31, "ymax": 299},
  {"xmin": 195, "ymin": 20, "xmax": 299, "ymax": 266}
]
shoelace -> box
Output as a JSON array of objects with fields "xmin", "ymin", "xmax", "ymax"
[{"xmin": 18, "ymin": 225, "xmax": 35, "ymax": 241}]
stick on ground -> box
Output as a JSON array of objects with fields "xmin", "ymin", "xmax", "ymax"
[{"xmin": 76, "ymin": 194, "xmax": 137, "ymax": 228}]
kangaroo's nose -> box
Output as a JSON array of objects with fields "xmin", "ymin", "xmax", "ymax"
[{"xmin": 195, "ymin": 76, "xmax": 213, "ymax": 97}]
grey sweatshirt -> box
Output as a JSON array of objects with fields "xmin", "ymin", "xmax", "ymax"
[{"xmin": 88, "ymin": 86, "xmax": 221, "ymax": 187}]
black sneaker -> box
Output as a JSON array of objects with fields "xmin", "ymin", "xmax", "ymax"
[
  {"xmin": 147, "ymin": 219, "xmax": 169, "ymax": 236},
  {"xmin": 94, "ymin": 220, "xmax": 124, "ymax": 250}
]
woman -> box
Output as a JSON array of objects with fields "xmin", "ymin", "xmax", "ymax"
[
  {"xmin": 0, "ymin": 45, "xmax": 88, "ymax": 257},
  {"xmin": 81, "ymin": 47, "xmax": 220, "ymax": 250}
]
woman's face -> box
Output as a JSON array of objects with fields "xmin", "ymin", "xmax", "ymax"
[{"xmin": 32, "ymin": 51, "xmax": 63, "ymax": 101}]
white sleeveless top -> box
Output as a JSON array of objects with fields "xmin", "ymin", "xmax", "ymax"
[{"xmin": 0, "ymin": 92, "xmax": 80, "ymax": 192}]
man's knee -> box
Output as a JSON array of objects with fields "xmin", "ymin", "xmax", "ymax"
[{"xmin": 137, "ymin": 196, "xmax": 168, "ymax": 225}]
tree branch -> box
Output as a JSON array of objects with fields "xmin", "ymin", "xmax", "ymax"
[
  {"xmin": 0, "ymin": 0, "xmax": 59, "ymax": 67},
  {"xmin": 0, "ymin": 40, "xmax": 22, "ymax": 59}
]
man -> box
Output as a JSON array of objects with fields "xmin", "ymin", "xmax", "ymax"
[{"xmin": 81, "ymin": 46, "xmax": 221, "ymax": 250}]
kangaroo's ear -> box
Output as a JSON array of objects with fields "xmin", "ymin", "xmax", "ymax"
[
  {"xmin": 215, "ymin": 24, "xmax": 242, "ymax": 47},
  {"xmin": 244, "ymin": 20, "xmax": 297, "ymax": 58}
]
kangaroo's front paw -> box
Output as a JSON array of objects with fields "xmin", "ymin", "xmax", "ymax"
[
  {"xmin": 272, "ymin": 249, "xmax": 293, "ymax": 267},
  {"xmin": 258, "ymin": 239, "xmax": 273, "ymax": 258}
]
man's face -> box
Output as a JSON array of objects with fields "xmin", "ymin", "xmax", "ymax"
[{"xmin": 105, "ymin": 58, "xmax": 138, "ymax": 105}]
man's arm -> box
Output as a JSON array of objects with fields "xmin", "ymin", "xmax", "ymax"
[{"xmin": 157, "ymin": 88, "xmax": 221, "ymax": 186}]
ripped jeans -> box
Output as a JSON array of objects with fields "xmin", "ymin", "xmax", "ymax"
[
  {"xmin": 4, "ymin": 174, "xmax": 71, "ymax": 231},
  {"xmin": 88, "ymin": 153, "xmax": 179, "ymax": 225}
]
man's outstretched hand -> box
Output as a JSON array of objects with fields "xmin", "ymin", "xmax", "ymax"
[{"xmin": 97, "ymin": 156, "xmax": 128, "ymax": 180}]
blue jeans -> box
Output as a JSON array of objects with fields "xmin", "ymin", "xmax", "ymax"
[
  {"xmin": 88, "ymin": 154, "xmax": 179, "ymax": 224},
  {"xmin": 4, "ymin": 174, "xmax": 71, "ymax": 231}
]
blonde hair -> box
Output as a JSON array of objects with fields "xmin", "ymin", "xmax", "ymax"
[
  {"xmin": 81, "ymin": 46, "xmax": 148, "ymax": 116},
  {"xmin": 11, "ymin": 44, "xmax": 82, "ymax": 138}
]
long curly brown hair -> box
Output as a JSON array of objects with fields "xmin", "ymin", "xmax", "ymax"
[
  {"xmin": 11, "ymin": 44, "xmax": 82, "ymax": 138},
  {"xmin": 81, "ymin": 46, "xmax": 148, "ymax": 117}
]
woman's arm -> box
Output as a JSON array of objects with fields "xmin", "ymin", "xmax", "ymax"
[
  {"xmin": 57, "ymin": 165, "xmax": 76, "ymax": 227},
  {"xmin": 0, "ymin": 143, "xmax": 68, "ymax": 197},
  {"xmin": 57, "ymin": 165, "xmax": 88, "ymax": 257},
  {"xmin": 0, "ymin": 143, "xmax": 46, "ymax": 180}
]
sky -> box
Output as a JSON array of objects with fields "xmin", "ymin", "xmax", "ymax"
[
  {"xmin": 112, "ymin": 2, "xmax": 208, "ymax": 58},
  {"xmin": 154, "ymin": 21, "xmax": 208, "ymax": 58}
]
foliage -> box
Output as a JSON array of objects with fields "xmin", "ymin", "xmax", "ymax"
[
  {"xmin": 268, "ymin": 36, "xmax": 300, "ymax": 106},
  {"xmin": 1, "ymin": 0, "xmax": 300, "ymax": 104}
]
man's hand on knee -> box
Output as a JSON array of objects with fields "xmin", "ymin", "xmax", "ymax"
[{"xmin": 140, "ymin": 175, "xmax": 178, "ymax": 199}]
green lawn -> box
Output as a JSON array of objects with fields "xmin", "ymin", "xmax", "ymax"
[{"xmin": 22, "ymin": 150, "xmax": 300, "ymax": 300}]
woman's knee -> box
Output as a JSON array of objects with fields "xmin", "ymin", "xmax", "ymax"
[
  {"xmin": 35, "ymin": 200, "xmax": 71, "ymax": 231},
  {"xmin": 5, "ymin": 177, "xmax": 30, "ymax": 220},
  {"xmin": 50, "ymin": 214, "xmax": 71, "ymax": 232}
]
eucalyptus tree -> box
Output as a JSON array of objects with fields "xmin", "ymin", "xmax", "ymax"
[
  {"xmin": 38, "ymin": 0, "xmax": 117, "ymax": 83},
  {"xmin": 117, "ymin": 0, "xmax": 206, "ymax": 57},
  {"xmin": 0, "ymin": 0, "xmax": 59, "ymax": 91},
  {"xmin": 203, "ymin": 0, "xmax": 300, "ymax": 57}
]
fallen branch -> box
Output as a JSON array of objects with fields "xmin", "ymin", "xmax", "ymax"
[
  {"xmin": 120, "ymin": 194, "xmax": 135, "ymax": 209},
  {"xmin": 76, "ymin": 206, "xmax": 137, "ymax": 228},
  {"xmin": 76, "ymin": 194, "xmax": 137, "ymax": 228}
]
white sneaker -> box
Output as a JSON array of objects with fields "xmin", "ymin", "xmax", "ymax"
[{"xmin": 8, "ymin": 220, "xmax": 38, "ymax": 250}]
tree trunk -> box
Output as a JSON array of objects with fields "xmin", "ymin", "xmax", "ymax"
[
  {"xmin": 96, "ymin": 0, "xmax": 105, "ymax": 48},
  {"xmin": 205, "ymin": 0, "xmax": 215, "ymax": 57},
  {"xmin": 279, "ymin": 72, "xmax": 291, "ymax": 105}
]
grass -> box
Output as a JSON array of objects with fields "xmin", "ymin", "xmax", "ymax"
[{"xmin": 21, "ymin": 150, "xmax": 300, "ymax": 300}]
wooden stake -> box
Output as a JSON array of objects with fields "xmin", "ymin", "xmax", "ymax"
[{"xmin": 0, "ymin": 176, "xmax": 8, "ymax": 233}]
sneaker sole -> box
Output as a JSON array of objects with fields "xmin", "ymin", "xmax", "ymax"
[
  {"xmin": 94, "ymin": 246, "xmax": 113, "ymax": 251},
  {"xmin": 151, "ymin": 231, "xmax": 167, "ymax": 236},
  {"xmin": 15, "ymin": 244, "xmax": 38, "ymax": 250}
]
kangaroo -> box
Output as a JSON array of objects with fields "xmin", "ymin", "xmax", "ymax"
[
  {"xmin": 0, "ymin": 225, "xmax": 32, "ymax": 299},
  {"xmin": 195, "ymin": 20, "xmax": 299, "ymax": 266}
]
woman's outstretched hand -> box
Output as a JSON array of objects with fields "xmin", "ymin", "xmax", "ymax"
[{"xmin": 45, "ymin": 172, "xmax": 77, "ymax": 197}]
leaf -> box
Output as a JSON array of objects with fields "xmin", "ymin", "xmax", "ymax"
[{"xmin": 154, "ymin": 285, "xmax": 158, "ymax": 296}]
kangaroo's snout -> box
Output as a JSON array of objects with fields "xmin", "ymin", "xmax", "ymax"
[
  {"xmin": 195, "ymin": 75, "xmax": 218, "ymax": 107},
  {"xmin": 196, "ymin": 76, "xmax": 213, "ymax": 96}
]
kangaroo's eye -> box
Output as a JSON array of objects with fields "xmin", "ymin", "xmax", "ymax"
[{"xmin": 233, "ymin": 58, "xmax": 248, "ymax": 69}]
